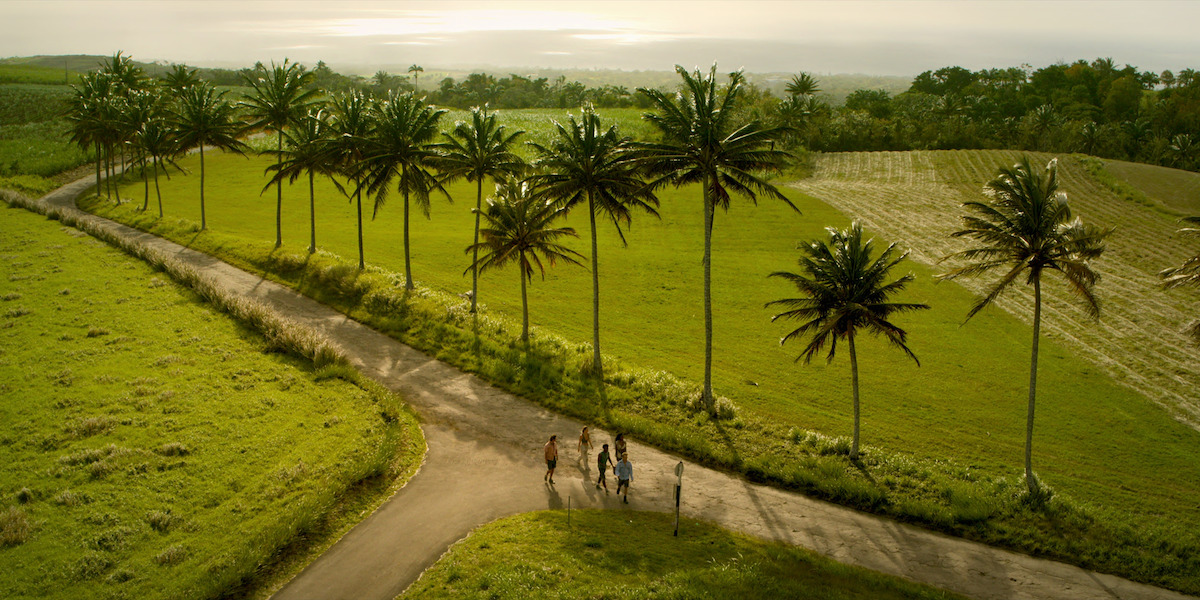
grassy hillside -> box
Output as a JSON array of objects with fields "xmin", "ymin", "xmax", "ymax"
[
  {"xmin": 403, "ymin": 510, "xmax": 965, "ymax": 600},
  {"xmin": 792, "ymin": 150, "xmax": 1200, "ymax": 428},
  {"xmin": 0, "ymin": 203, "xmax": 421, "ymax": 599},
  {"xmin": 0, "ymin": 63, "xmax": 78, "ymax": 85},
  {"xmin": 85, "ymin": 121, "xmax": 1200, "ymax": 591}
]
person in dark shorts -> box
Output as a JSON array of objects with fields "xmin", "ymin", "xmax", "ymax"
[
  {"xmin": 615, "ymin": 452, "xmax": 633, "ymax": 503},
  {"xmin": 595, "ymin": 443, "xmax": 611, "ymax": 491},
  {"xmin": 544, "ymin": 435, "xmax": 558, "ymax": 484}
]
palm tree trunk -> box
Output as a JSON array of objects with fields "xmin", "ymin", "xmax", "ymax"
[
  {"xmin": 153, "ymin": 157, "xmax": 162, "ymax": 218},
  {"xmin": 403, "ymin": 168, "xmax": 413, "ymax": 290},
  {"xmin": 588, "ymin": 190, "xmax": 603, "ymax": 379},
  {"xmin": 355, "ymin": 177, "xmax": 364, "ymax": 269},
  {"xmin": 104, "ymin": 145, "xmax": 112, "ymax": 200},
  {"xmin": 141, "ymin": 160, "xmax": 149, "ymax": 211},
  {"xmin": 275, "ymin": 129, "xmax": 283, "ymax": 248},
  {"xmin": 199, "ymin": 145, "xmax": 207, "ymax": 230},
  {"xmin": 701, "ymin": 178, "xmax": 715, "ymax": 412},
  {"xmin": 1026, "ymin": 276, "xmax": 1042, "ymax": 493},
  {"xmin": 94, "ymin": 142, "xmax": 101, "ymax": 194},
  {"xmin": 308, "ymin": 170, "xmax": 316, "ymax": 253},
  {"xmin": 470, "ymin": 177, "xmax": 483, "ymax": 313},
  {"xmin": 849, "ymin": 332, "xmax": 861, "ymax": 459},
  {"xmin": 520, "ymin": 251, "xmax": 529, "ymax": 343}
]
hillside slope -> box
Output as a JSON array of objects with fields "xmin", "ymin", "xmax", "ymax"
[{"xmin": 791, "ymin": 150, "xmax": 1200, "ymax": 428}]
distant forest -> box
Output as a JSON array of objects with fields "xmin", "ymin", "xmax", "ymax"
[{"xmin": 4, "ymin": 54, "xmax": 1198, "ymax": 172}]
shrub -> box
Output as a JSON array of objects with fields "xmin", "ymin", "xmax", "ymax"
[
  {"xmin": 154, "ymin": 544, "xmax": 187, "ymax": 566},
  {"xmin": 0, "ymin": 506, "xmax": 31, "ymax": 546},
  {"xmin": 145, "ymin": 509, "xmax": 177, "ymax": 533},
  {"xmin": 15, "ymin": 487, "xmax": 33, "ymax": 504},
  {"xmin": 156, "ymin": 442, "xmax": 189, "ymax": 457}
]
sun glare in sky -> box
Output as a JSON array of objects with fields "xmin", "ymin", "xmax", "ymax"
[{"xmin": 3, "ymin": 1, "xmax": 1200, "ymax": 75}]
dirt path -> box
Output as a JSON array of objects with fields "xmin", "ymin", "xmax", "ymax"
[{"xmin": 38, "ymin": 177, "xmax": 1191, "ymax": 600}]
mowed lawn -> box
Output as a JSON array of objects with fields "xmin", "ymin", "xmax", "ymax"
[
  {"xmin": 102, "ymin": 112, "xmax": 1200, "ymax": 531},
  {"xmin": 0, "ymin": 205, "xmax": 417, "ymax": 599}
]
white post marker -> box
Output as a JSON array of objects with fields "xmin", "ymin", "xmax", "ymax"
[{"xmin": 673, "ymin": 461, "xmax": 684, "ymax": 536}]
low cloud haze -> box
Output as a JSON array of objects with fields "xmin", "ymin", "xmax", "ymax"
[{"xmin": 3, "ymin": 0, "xmax": 1199, "ymax": 76}]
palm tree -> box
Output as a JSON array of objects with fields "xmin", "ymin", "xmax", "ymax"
[
  {"xmin": 65, "ymin": 71, "xmax": 114, "ymax": 196},
  {"xmin": 1160, "ymin": 216, "xmax": 1200, "ymax": 343},
  {"xmin": 527, "ymin": 105, "xmax": 659, "ymax": 379},
  {"xmin": 169, "ymin": 82, "xmax": 248, "ymax": 230},
  {"xmin": 327, "ymin": 90, "xmax": 375, "ymax": 269},
  {"xmin": 785, "ymin": 73, "xmax": 821, "ymax": 97},
  {"xmin": 438, "ymin": 105, "xmax": 526, "ymax": 312},
  {"xmin": 162, "ymin": 64, "xmax": 200, "ymax": 93},
  {"xmin": 241, "ymin": 59, "xmax": 322, "ymax": 247},
  {"xmin": 263, "ymin": 109, "xmax": 344, "ymax": 253},
  {"xmin": 638, "ymin": 64, "xmax": 795, "ymax": 412},
  {"xmin": 467, "ymin": 179, "xmax": 584, "ymax": 342},
  {"xmin": 408, "ymin": 64, "xmax": 424, "ymax": 93},
  {"xmin": 768, "ymin": 222, "xmax": 929, "ymax": 459},
  {"xmin": 132, "ymin": 116, "xmax": 180, "ymax": 217},
  {"xmin": 940, "ymin": 156, "xmax": 1110, "ymax": 494},
  {"xmin": 362, "ymin": 92, "xmax": 448, "ymax": 290}
]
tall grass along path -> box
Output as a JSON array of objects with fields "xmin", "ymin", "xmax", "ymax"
[{"xmin": 35, "ymin": 175, "xmax": 1189, "ymax": 600}]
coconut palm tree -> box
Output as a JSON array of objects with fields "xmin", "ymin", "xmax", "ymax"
[
  {"xmin": 438, "ymin": 105, "xmax": 526, "ymax": 312},
  {"xmin": 638, "ymin": 64, "xmax": 795, "ymax": 412},
  {"xmin": 327, "ymin": 90, "xmax": 375, "ymax": 269},
  {"xmin": 65, "ymin": 71, "xmax": 114, "ymax": 196},
  {"xmin": 263, "ymin": 109, "xmax": 344, "ymax": 253},
  {"xmin": 940, "ymin": 156, "xmax": 1110, "ymax": 494},
  {"xmin": 785, "ymin": 73, "xmax": 821, "ymax": 97},
  {"xmin": 162, "ymin": 64, "xmax": 200, "ymax": 93},
  {"xmin": 467, "ymin": 179, "xmax": 584, "ymax": 343},
  {"xmin": 408, "ymin": 64, "xmax": 424, "ymax": 93},
  {"xmin": 132, "ymin": 116, "xmax": 180, "ymax": 217},
  {"xmin": 527, "ymin": 105, "xmax": 659, "ymax": 379},
  {"xmin": 768, "ymin": 221, "xmax": 929, "ymax": 459},
  {"xmin": 241, "ymin": 59, "xmax": 322, "ymax": 247},
  {"xmin": 169, "ymin": 82, "xmax": 248, "ymax": 230},
  {"xmin": 362, "ymin": 92, "xmax": 448, "ymax": 290},
  {"xmin": 1160, "ymin": 216, "xmax": 1200, "ymax": 343}
]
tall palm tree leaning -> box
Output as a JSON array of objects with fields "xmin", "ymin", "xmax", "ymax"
[
  {"xmin": 940, "ymin": 156, "xmax": 1110, "ymax": 494},
  {"xmin": 241, "ymin": 59, "xmax": 321, "ymax": 248},
  {"xmin": 327, "ymin": 90, "xmax": 375, "ymax": 269},
  {"xmin": 527, "ymin": 105, "xmax": 659, "ymax": 379},
  {"xmin": 1159, "ymin": 216, "xmax": 1200, "ymax": 343},
  {"xmin": 363, "ymin": 92, "xmax": 449, "ymax": 290},
  {"xmin": 768, "ymin": 222, "xmax": 929, "ymax": 459},
  {"xmin": 467, "ymin": 179, "xmax": 585, "ymax": 343},
  {"xmin": 438, "ymin": 105, "xmax": 526, "ymax": 313},
  {"xmin": 638, "ymin": 64, "xmax": 795, "ymax": 412},
  {"xmin": 263, "ymin": 109, "xmax": 345, "ymax": 253},
  {"xmin": 169, "ymin": 82, "xmax": 247, "ymax": 230}
]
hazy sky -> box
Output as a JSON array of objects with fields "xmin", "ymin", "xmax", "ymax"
[{"xmin": 3, "ymin": 0, "xmax": 1199, "ymax": 76}]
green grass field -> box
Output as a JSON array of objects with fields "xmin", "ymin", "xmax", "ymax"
[
  {"xmin": 0, "ymin": 84, "xmax": 91, "ymax": 189},
  {"xmin": 0, "ymin": 203, "xmax": 421, "ymax": 599},
  {"xmin": 85, "ymin": 121, "xmax": 1200, "ymax": 592},
  {"xmin": 402, "ymin": 510, "xmax": 965, "ymax": 600},
  {"xmin": 0, "ymin": 64, "xmax": 78, "ymax": 85}
]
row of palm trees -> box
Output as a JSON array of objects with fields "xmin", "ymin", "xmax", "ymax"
[
  {"xmin": 66, "ymin": 58, "xmax": 794, "ymax": 412},
  {"xmin": 65, "ymin": 56, "xmax": 1122, "ymax": 495}
]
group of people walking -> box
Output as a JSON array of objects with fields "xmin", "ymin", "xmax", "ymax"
[{"xmin": 543, "ymin": 427, "xmax": 634, "ymax": 503}]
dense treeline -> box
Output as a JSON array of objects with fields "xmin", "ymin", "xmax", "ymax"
[{"xmin": 753, "ymin": 59, "xmax": 1200, "ymax": 171}]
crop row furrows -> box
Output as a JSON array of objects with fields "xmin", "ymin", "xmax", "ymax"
[{"xmin": 796, "ymin": 152, "xmax": 1200, "ymax": 427}]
